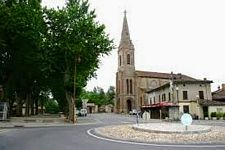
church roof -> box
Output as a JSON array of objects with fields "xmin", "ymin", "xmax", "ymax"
[
  {"xmin": 135, "ymin": 70, "xmax": 196, "ymax": 80},
  {"xmin": 147, "ymin": 79, "xmax": 213, "ymax": 93}
]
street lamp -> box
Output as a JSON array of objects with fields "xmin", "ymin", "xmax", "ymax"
[{"xmin": 73, "ymin": 55, "xmax": 81, "ymax": 123}]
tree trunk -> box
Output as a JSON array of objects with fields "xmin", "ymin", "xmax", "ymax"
[
  {"xmin": 30, "ymin": 98, "xmax": 34, "ymax": 115},
  {"xmin": 41, "ymin": 102, "xmax": 44, "ymax": 114},
  {"xmin": 65, "ymin": 90, "xmax": 73, "ymax": 122},
  {"xmin": 35, "ymin": 98, "xmax": 38, "ymax": 115},
  {"xmin": 15, "ymin": 93, "xmax": 22, "ymax": 116},
  {"xmin": 25, "ymin": 93, "xmax": 31, "ymax": 116},
  {"xmin": 16, "ymin": 101, "xmax": 22, "ymax": 117}
]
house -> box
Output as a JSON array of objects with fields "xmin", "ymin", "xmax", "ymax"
[{"xmin": 144, "ymin": 78, "xmax": 213, "ymax": 119}]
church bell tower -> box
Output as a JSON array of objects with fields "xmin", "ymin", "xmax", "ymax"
[{"xmin": 115, "ymin": 11, "xmax": 136, "ymax": 113}]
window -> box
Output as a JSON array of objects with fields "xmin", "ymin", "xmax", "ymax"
[
  {"xmin": 119, "ymin": 55, "xmax": 122, "ymax": 66},
  {"xmin": 183, "ymin": 91, "xmax": 188, "ymax": 100},
  {"xmin": 159, "ymin": 95, "xmax": 161, "ymax": 103},
  {"xmin": 199, "ymin": 91, "xmax": 204, "ymax": 99},
  {"xmin": 162, "ymin": 93, "xmax": 166, "ymax": 102},
  {"xmin": 149, "ymin": 98, "xmax": 152, "ymax": 105},
  {"xmin": 168, "ymin": 92, "xmax": 171, "ymax": 101},
  {"xmin": 140, "ymin": 97, "xmax": 143, "ymax": 105},
  {"xmin": 154, "ymin": 97, "xmax": 155, "ymax": 104},
  {"xmin": 126, "ymin": 79, "xmax": 129, "ymax": 94},
  {"xmin": 217, "ymin": 108, "xmax": 223, "ymax": 113},
  {"xmin": 130, "ymin": 79, "xmax": 132, "ymax": 94},
  {"xmin": 183, "ymin": 105, "xmax": 189, "ymax": 113},
  {"xmin": 127, "ymin": 54, "xmax": 130, "ymax": 64}
]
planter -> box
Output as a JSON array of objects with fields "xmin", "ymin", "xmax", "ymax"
[{"xmin": 204, "ymin": 117, "xmax": 209, "ymax": 120}]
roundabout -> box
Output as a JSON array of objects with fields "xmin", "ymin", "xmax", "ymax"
[
  {"xmin": 88, "ymin": 122, "xmax": 225, "ymax": 147},
  {"xmin": 132, "ymin": 123, "xmax": 211, "ymax": 134}
]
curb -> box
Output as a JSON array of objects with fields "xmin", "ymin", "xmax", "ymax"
[{"xmin": 0, "ymin": 121, "xmax": 97, "ymax": 129}]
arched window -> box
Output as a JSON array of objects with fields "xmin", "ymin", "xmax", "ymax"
[
  {"xmin": 127, "ymin": 54, "xmax": 130, "ymax": 64},
  {"xmin": 130, "ymin": 79, "xmax": 132, "ymax": 94},
  {"xmin": 126, "ymin": 79, "xmax": 129, "ymax": 94}
]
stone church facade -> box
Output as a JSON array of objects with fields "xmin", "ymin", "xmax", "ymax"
[{"xmin": 115, "ymin": 12, "xmax": 196, "ymax": 113}]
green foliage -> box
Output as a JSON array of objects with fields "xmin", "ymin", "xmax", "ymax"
[
  {"xmin": 45, "ymin": 100, "xmax": 59, "ymax": 114},
  {"xmin": 210, "ymin": 112, "xmax": 216, "ymax": 118},
  {"xmin": 216, "ymin": 112, "xmax": 223, "ymax": 119},
  {"xmin": 0, "ymin": 0, "xmax": 114, "ymax": 118},
  {"xmin": 105, "ymin": 86, "xmax": 115, "ymax": 105},
  {"xmin": 81, "ymin": 86, "xmax": 115, "ymax": 106}
]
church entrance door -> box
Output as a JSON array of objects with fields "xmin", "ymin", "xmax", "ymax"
[{"xmin": 127, "ymin": 99, "xmax": 132, "ymax": 112}]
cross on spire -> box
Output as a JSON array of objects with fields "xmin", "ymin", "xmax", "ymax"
[{"xmin": 124, "ymin": 10, "xmax": 127, "ymax": 16}]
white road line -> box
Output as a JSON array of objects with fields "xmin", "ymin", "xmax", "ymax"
[{"xmin": 87, "ymin": 128, "xmax": 225, "ymax": 148}]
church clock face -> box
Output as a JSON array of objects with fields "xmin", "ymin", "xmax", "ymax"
[{"xmin": 150, "ymin": 80, "xmax": 157, "ymax": 89}]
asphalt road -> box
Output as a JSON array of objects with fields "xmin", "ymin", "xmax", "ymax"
[{"xmin": 0, "ymin": 113, "xmax": 225, "ymax": 150}]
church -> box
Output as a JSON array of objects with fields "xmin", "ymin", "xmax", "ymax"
[{"xmin": 114, "ymin": 12, "xmax": 213, "ymax": 117}]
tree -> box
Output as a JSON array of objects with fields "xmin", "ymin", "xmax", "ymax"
[
  {"xmin": 0, "ymin": 0, "xmax": 47, "ymax": 116},
  {"xmin": 105, "ymin": 86, "xmax": 115, "ymax": 105},
  {"xmin": 43, "ymin": 0, "xmax": 113, "ymax": 122},
  {"xmin": 81, "ymin": 86, "xmax": 115, "ymax": 107},
  {"xmin": 0, "ymin": 0, "xmax": 114, "ymax": 119}
]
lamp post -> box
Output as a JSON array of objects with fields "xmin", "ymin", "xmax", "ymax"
[
  {"xmin": 196, "ymin": 95, "xmax": 200, "ymax": 119},
  {"xmin": 73, "ymin": 55, "xmax": 80, "ymax": 123}
]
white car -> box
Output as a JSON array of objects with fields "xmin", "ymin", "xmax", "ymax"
[
  {"xmin": 80, "ymin": 109, "xmax": 87, "ymax": 116},
  {"xmin": 129, "ymin": 109, "xmax": 137, "ymax": 115}
]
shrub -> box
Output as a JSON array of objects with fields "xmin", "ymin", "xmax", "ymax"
[
  {"xmin": 45, "ymin": 100, "xmax": 59, "ymax": 114},
  {"xmin": 223, "ymin": 113, "xmax": 225, "ymax": 118},
  {"xmin": 210, "ymin": 112, "xmax": 217, "ymax": 118},
  {"xmin": 216, "ymin": 112, "xmax": 223, "ymax": 119}
]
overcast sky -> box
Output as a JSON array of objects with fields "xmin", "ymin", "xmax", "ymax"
[{"xmin": 42, "ymin": 0, "xmax": 225, "ymax": 92}]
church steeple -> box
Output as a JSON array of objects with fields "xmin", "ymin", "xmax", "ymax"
[
  {"xmin": 119, "ymin": 10, "xmax": 133, "ymax": 47},
  {"xmin": 116, "ymin": 11, "xmax": 136, "ymax": 113},
  {"xmin": 118, "ymin": 11, "xmax": 135, "ymax": 71}
]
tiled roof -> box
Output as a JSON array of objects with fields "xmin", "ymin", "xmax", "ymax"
[
  {"xmin": 146, "ymin": 79, "xmax": 213, "ymax": 93},
  {"xmin": 135, "ymin": 71, "xmax": 196, "ymax": 80},
  {"xmin": 198, "ymin": 99, "xmax": 225, "ymax": 106},
  {"xmin": 212, "ymin": 90, "xmax": 225, "ymax": 100}
]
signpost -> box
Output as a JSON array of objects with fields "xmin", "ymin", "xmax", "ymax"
[{"xmin": 181, "ymin": 113, "xmax": 192, "ymax": 131}]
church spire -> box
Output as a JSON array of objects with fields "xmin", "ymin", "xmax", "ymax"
[{"xmin": 120, "ymin": 10, "xmax": 132, "ymax": 46}]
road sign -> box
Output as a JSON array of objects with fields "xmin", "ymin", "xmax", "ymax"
[{"xmin": 181, "ymin": 113, "xmax": 192, "ymax": 126}]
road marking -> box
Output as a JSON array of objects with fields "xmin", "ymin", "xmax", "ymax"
[
  {"xmin": 0, "ymin": 129, "xmax": 12, "ymax": 134},
  {"xmin": 87, "ymin": 128, "xmax": 225, "ymax": 148}
]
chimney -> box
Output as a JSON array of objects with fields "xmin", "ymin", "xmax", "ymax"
[
  {"xmin": 222, "ymin": 84, "xmax": 225, "ymax": 91},
  {"xmin": 203, "ymin": 78, "xmax": 207, "ymax": 81}
]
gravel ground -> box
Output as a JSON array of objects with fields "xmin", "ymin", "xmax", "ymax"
[{"xmin": 95, "ymin": 124, "xmax": 225, "ymax": 144}]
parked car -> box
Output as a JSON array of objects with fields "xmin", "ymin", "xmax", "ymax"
[
  {"xmin": 79, "ymin": 109, "xmax": 87, "ymax": 117},
  {"xmin": 129, "ymin": 109, "xmax": 137, "ymax": 115}
]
